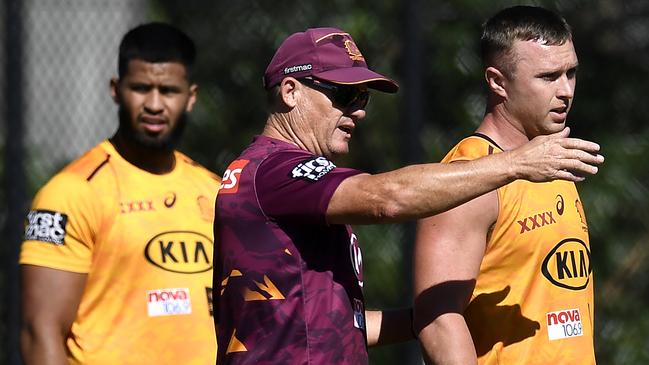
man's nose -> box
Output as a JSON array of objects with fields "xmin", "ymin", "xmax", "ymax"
[
  {"xmin": 346, "ymin": 108, "xmax": 366, "ymax": 120},
  {"xmin": 144, "ymin": 90, "xmax": 163, "ymax": 113},
  {"xmin": 557, "ymin": 74, "xmax": 575, "ymax": 100}
]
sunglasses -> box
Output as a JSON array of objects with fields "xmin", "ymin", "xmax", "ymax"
[{"xmin": 299, "ymin": 77, "xmax": 370, "ymax": 111}]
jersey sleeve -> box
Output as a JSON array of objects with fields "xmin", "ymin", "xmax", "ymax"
[
  {"xmin": 441, "ymin": 136, "xmax": 494, "ymax": 163},
  {"xmin": 20, "ymin": 172, "xmax": 103, "ymax": 273},
  {"xmin": 255, "ymin": 150, "xmax": 362, "ymax": 225}
]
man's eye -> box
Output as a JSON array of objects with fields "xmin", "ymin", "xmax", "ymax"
[
  {"xmin": 567, "ymin": 68, "xmax": 578, "ymax": 79},
  {"xmin": 159, "ymin": 86, "xmax": 181, "ymax": 94},
  {"xmin": 131, "ymin": 84, "xmax": 151, "ymax": 92}
]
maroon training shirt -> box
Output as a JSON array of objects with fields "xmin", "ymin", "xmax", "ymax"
[{"xmin": 214, "ymin": 136, "xmax": 367, "ymax": 364}]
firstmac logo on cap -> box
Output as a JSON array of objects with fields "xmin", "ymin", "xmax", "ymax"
[
  {"xmin": 24, "ymin": 209, "xmax": 68, "ymax": 245},
  {"xmin": 284, "ymin": 64, "xmax": 312, "ymax": 75}
]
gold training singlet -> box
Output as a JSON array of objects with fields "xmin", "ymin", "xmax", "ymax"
[
  {"xmin": 442, "ymin": 134, "xmax": 595, "ymax": 365},
  {"xmin": 21, "ymin": 141, "xmax": 220, "ymax": 365}
]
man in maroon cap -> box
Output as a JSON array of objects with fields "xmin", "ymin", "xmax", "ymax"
[{"xmin": 213, "ymin": 27, "xmax": 603, "ymax": 364}]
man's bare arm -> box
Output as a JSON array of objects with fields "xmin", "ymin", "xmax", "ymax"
[
  {"xmin": 327, "ymin": 128, "xmax": 602, "ymax": 225},
  {"xmin": 21, "ymin": 265, "xmax": 86, "ymax": 365},
  {"xmin": 413, "ymin": 188, "xmax": 498, "ymax": 364}
]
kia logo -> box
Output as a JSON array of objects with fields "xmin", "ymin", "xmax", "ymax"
[
  {"xmin": 541, "ymin": 238, "xmax": 591, "ymax": 290},
  {"xmin": 145, "ymin": 231, "xmax": 213, "ymax": 274}
]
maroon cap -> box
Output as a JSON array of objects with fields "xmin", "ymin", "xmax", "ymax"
[{"xmin": 263, "ymin": 27, "xmax": 398, "ymax": 93}]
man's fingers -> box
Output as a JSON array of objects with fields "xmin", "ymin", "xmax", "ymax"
[
  {"xmin": 561, "ymin": 159, "xmax": 599, "ymax": 176},
  {"xmin": 559, "ymin": 138, "xmax": 602, "ymax": 154},
  {"xmin": 513, "ymin": 130, "xmax": 603, "ymax": 182},
  {"xmin": 563, "ymin": 149, "xmax": 605, "ymax": 165},
  {"xmin": 554, "ymin": 169, "xmax": 585, "ymax": 182}
]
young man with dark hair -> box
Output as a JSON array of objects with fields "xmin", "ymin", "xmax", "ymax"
[
  {"xmin": 20, "ymin": 23, "xmax": 220, "ymax": 365},
  {"xmin": 213, "ymin": 26, "xmax": 602, "ymax": 364},
  {"xmin": 414, "ymin": 6, "xmax": 596, "ymax": 364}
]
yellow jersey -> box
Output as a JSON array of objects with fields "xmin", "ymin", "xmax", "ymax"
[
  {"xmin": 21, "ymin": 140, "xmax": 220, "ymax": 365},
  {"xmin": 442, "ymin": 134, "xmax": 595, "ymax": 365}
]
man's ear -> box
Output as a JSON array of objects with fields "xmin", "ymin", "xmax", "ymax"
[
  {"xmin": 485, "ymin": 66, "xmax": 507, "ymax": 98},
  {"xmin": 185, "ymin": 84, "xmax": 198, "ymax": 112},
  {"xmin": 279, "ymin": 77, "xmax": 299, "ymax": 108},
  {"xmin": 110, "ymin": 78, "xmax": 121, "ymax": 104}
]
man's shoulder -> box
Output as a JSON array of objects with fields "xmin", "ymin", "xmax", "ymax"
[
  {"xmin": 231, "ymin": 136, "xmax": 315, "ymax": 174},
  {"xmin": 175, "ymin": 151, "xmax": 222, "ymax": 184},
  {"xmin": 54, "ymin": 141, "xmax": 112, "ymax": 182},
  {"xmin": 240, "ymin": 136, "xmax": 308, "ymax": 159},
  {"xmin": 442, "ymin": 134, "xmax": 502, "ymax": 163},
  {"xmin": 36, "ymin": 142, "xmax": 112, "ymax": 195},
  {"xmin": 32, "ymin": 142, "xmax": 112, "ymax": 208}
]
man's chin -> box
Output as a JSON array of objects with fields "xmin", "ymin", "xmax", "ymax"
[
  {"xmin": 538, "ymin": 116, "xmax": 566, "ymax": 130},
  {"xmin": 329, "ymin": 146, "xmax": 350, "ymax": 159},
  {"xmin": 132, "ymin": 133, "xmax": 175, "ymax": 150},
  {"xmin": 116, "ymin": 107, "xmax": 188, "ymax": 151},
  {"xmin": 548, "ymin": 114, "xmax": 567, "ymax": 126},
  {"xmin": 551, "ymin": 121, "xmax": 567, "ymax": 133}
]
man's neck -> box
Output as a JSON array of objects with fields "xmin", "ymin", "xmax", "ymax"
[
  {"xmin": 476, "ymin": 106, "xmax": 529, "ymax": 151},
  {"xmin": 109, "ymin": 133, "xmax": 176, "ymax": 174},
  {"xmin": 262, "ymin": 113, "xmax": 316, "ymax": 154}
]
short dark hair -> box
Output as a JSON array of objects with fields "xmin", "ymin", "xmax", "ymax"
[
  {"xmin": 118, "ymin": 22, "xmax": 196, "ymax": 80},
  {"xmin": 481, "ymin": 6, "xmax": 572, "ymax": 76}
]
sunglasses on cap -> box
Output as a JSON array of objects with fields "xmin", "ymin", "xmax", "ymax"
[{"xmin": 299, "ymin": 77, "xmax": 370, "ymax": 111}]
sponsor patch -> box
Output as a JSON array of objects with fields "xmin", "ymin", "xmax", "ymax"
[
  {"xmin": 120, "ymin": 200, "xmax": 155, "ymax": 214},
  {"xmin": 517, "ymin": 211, "xmax": 557, "ymax": 234},
  {"xmin": 541, "ymin": 238, "xmax": 591, "ymax": 290},
  {"xmin": 144, "ymin": 231, "xmax": 213, "ymax": 274},
  {"xmin": 353, "ymin": 298, "xmax": 365, "ymax": 330},
  {"xmin": 147, "ymin": 288, "xmax": 192, "ymax": 317},
  {"xmin": 290, "ymin": 157, "xmax": 336, "ymax": 182},
  {"xmin": 556, "ymin": 194, "xmax": 565, "ymax": 215},
  {"xmin": 546, "ymin": 308, "xmax": 583, "ymax": 340},
  {"xmin": 24, "ymin": 209, "xmax": 68, "ymax": 245},
  {"xmin": 219, "ymin": 159, "xmax": 249, "ymax": 194},
  {"xmin": 349, "ymin": 233, "xmax": 364, "ymax": 288},
  {"xmin": 164, "ymin": 192, "xmax": 177, "ymax": 208}
]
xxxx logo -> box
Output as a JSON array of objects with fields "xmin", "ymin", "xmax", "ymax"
[
  {"xmin": 518, "ymin": 211, "xmax": 557, "ymax": 234},
  {"xmin": 121, "ymin": 200, "xmax": 154, "ymax": 214}
]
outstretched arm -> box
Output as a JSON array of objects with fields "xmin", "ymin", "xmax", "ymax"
[{"xmin": 327, "ymin": 127, "xmax": 602, "ymax": 225}]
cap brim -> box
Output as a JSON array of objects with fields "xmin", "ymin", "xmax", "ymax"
[{"xmin": 313, "ymin": 67, "xmax": 399, "ymax": 93}]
